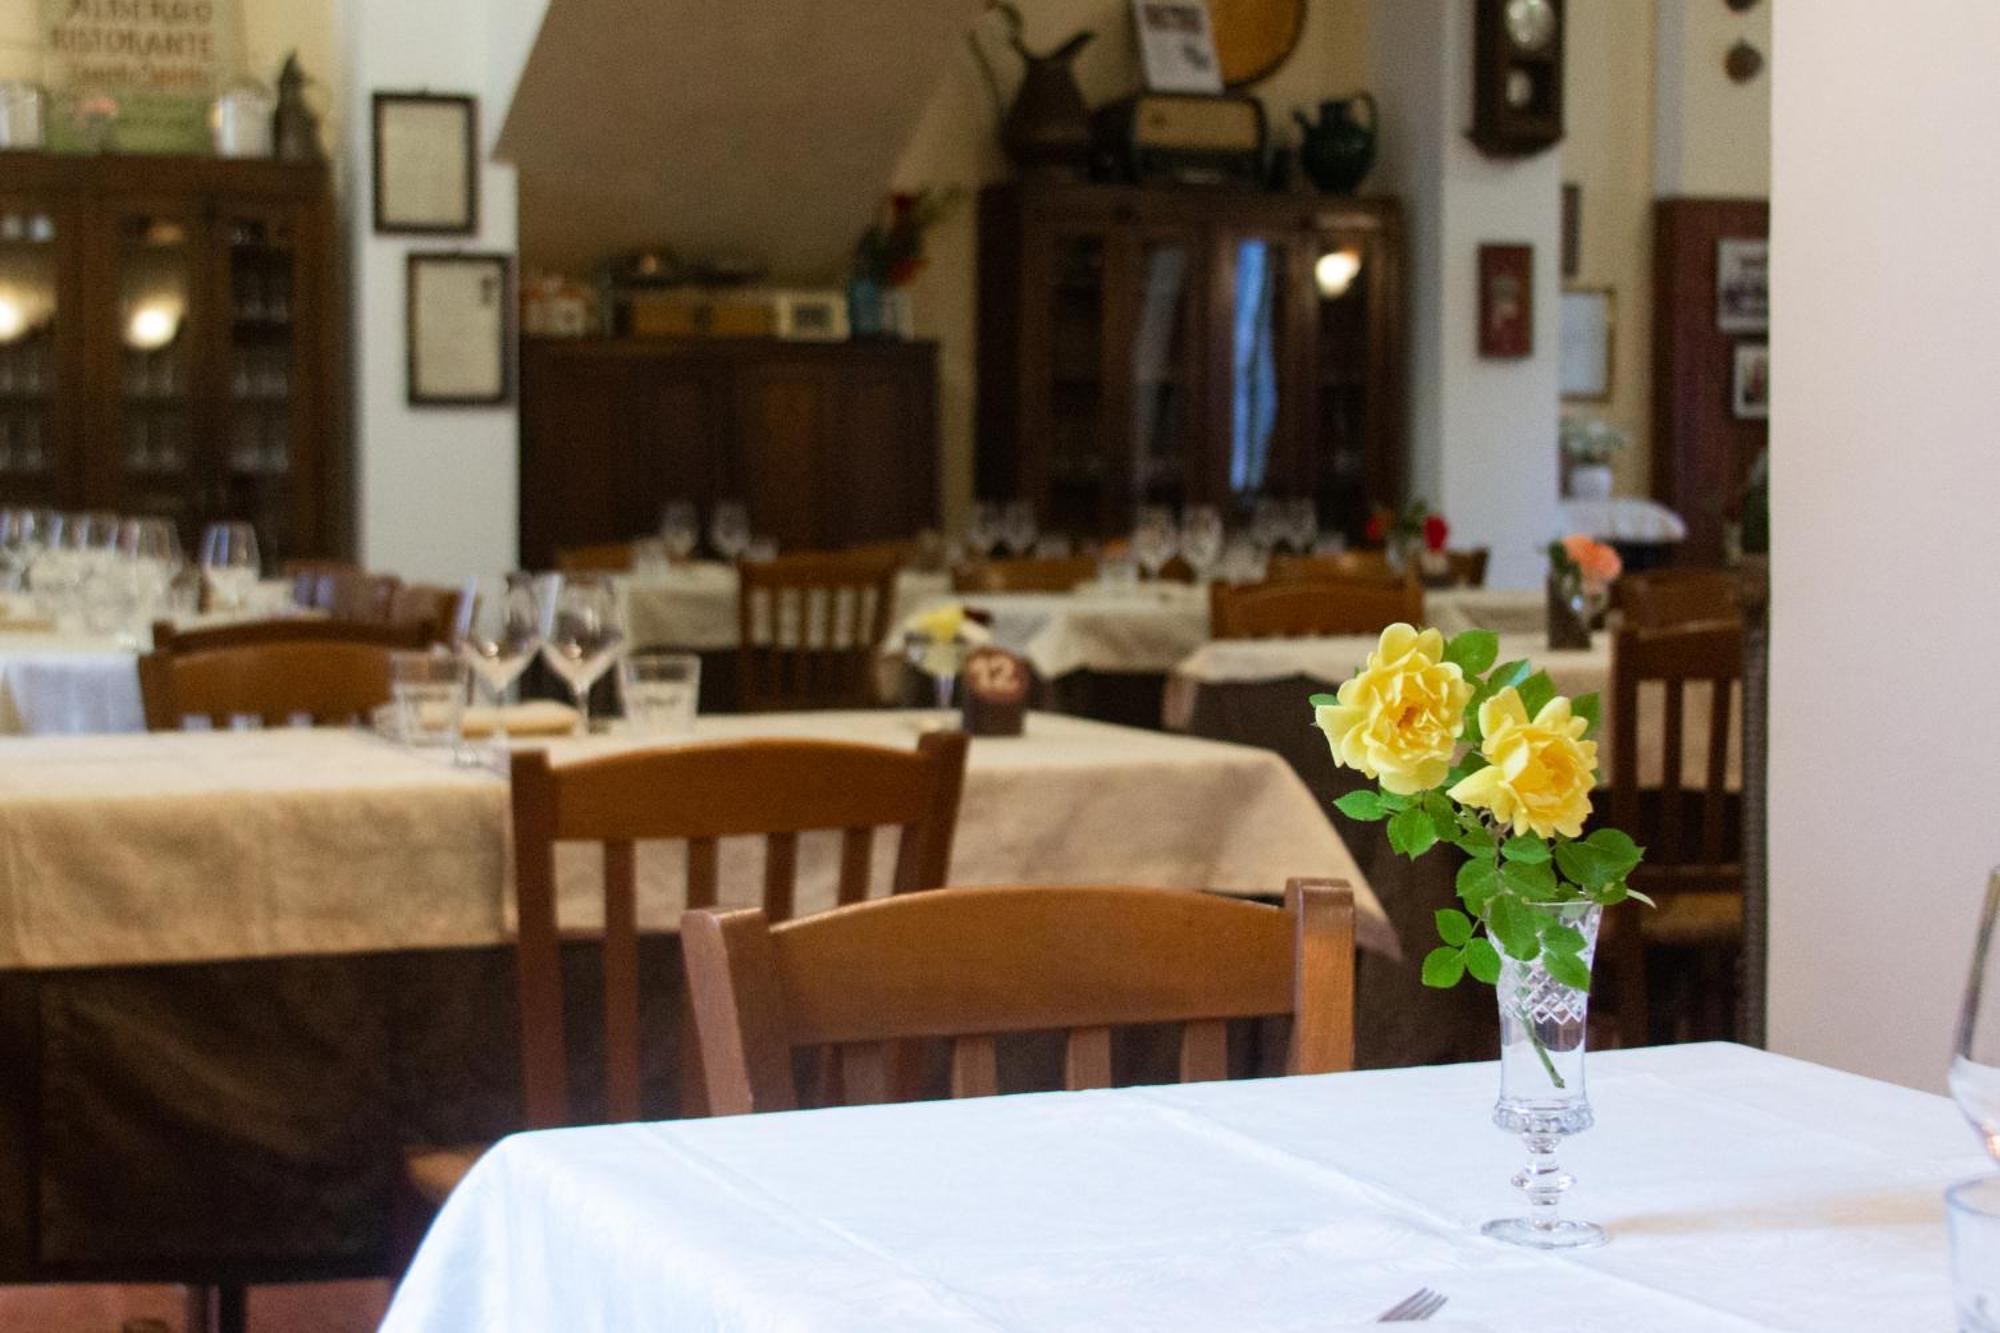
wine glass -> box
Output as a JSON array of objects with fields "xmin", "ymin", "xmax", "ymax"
[
  {"xmin": 117, "ymin": 517, "xmax": 182, "ymax": 631},
  {"xmin": 199, "ymin": 521, "xmax": 261, "ymax": 614},
  {"xmin": 710, "ymin": 501, "xmax": 751, "ymax": 562},
  {"xmin": 1250, "ymin": 496, "xmax": 1287, "ymax": 554},
  {"xmin": 1132, "ymin": 505, "xmax": 1178, "ymax": 581},
  {"xmin": 1180, "ymin": 504, "xmax": 1225, "ymax": 582},
  {"xmin": 1001, "ymin": 500, "xmax": 1038, "ymax": 558},
  {"xmin": 1287, "ymin": 498, "xmax": 1320, "ymax": 555},
  {"xmin": 0, "ymin": 508, "xmax": 37, "ymax": 593},
  {"xmin": 457, "ymin": 573, "xmax": 542, "ymax": 743},
  {"xmin": 965, "ymin": 502, "xmax": 1002, "ymax": 562},
  {"xmin": 538, "ymin": 574, "xmax": 625, "ymax": 733},
  {"xmin": 659, "ymin": 500, "xmax": 699, "ymax": 562},
  {"xmin": 1952, "ymin": 869, "xmax": 2000, "ymax": 1161}
]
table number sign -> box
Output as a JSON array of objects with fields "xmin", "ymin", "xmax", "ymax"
[{"xmin": 960, "ymin": 646, "xmax": 1028, "ymax": 736}]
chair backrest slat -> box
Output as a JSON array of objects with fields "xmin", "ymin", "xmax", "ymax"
[
  {"xmin": 686, "ymin": 837, "xmax": 719, "ymax": 910},
  {"xmin": 138, "ymin": 625, "xmax": 410, "ymax": 731},
  {"xmin": 1702, "ymin": 678, "xmax": 1734, "ymax": 864},
  {"xmin": 952, "ymin": 556, "xmax": 1098, "ymax": 594},
  {"xmin": 1210, "ymin": 577, "xmax": 1423, "ymax": 640},
  {"xmin": 1660, "ymin": 678, "xmax": 1686, "ymax": 861},
  {"xmin": 602, "ymin": 839, "xmax": 642, "ymax": 1123},
  {"xmin": 685, "ymin": 881, "xmax": 1356, "ymax": 1116},
  {"xmin": 838, "ymin": 827, "xmax": 875, "ymax": 906},
  {"xmin": 738, "ymin": 550, "xmax": 901, "ymax": 711},
  {"xmin": 763, "ymin": 831, "xmax": 799, "ymax": 923},
  {"xmin": 949, "ymin": 1034, "xmax": 999, "ymax": 1099},
  {"xmin": 1614, "ymin": 569, "xmax": 1740, "ymax": 630}
]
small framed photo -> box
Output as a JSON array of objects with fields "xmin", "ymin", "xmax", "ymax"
[
  {"xmin": 1132, "ymin": 0, "xmax": 1224, "ymax": 94},
  {"xmin": 407, "ymin": 253, "xmax": 512, "ymax": 406},
  {"xmin": 1731, "ymin": 341, "xmax": 1769, "ymax": 420},
  {"xmin": 373, "ymin": 93, "xmax": 479, "ymax": 235},
  {"xmin": 1716, "ymin": 237, "xmax": 1768, "ymax": 333},
  {"xmin": 1559, "ymin": 288, "xmax": 1615, "ymax": 401},
  {"xmin": 1478, "ymin": 243, "xmax": 1533, "ymax": 359},
  {"xmin": 773, "ymin": 290, "xmax": 850, "ymax": 342}
]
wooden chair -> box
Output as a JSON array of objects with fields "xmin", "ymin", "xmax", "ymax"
[
  {"xmin": 1599, "ymin": 618, "xmax": 1745, "ymax": 1046},
  {"xmin": 737, "ymin": 549, "xmax": 901, "ymax": 710},
  {"xmin": 280, "ymin": 558, "xmax": 360, "ymax": 609},
  {"xmin": 1267, "ymin": 550, "xmax": 1396, "ymax": 581},
  {"xmin": 137, "ymin": 629, "xmax": 405, "ymax": 730},
  {"xmin": 387, "ymin": 582, "xmax": 463, "ymax": 644},
  {"xmin": 149, "ymin": 617, "xmax": 435, "ymax": 654},
  {"xmin": 401, "ymin": 733, "xmax": 968, "ymax": 1215},
  {"xmin": 1431, "ymin": 548, "xmax": 1490, "ymax": 588},
  {"xmin": 951, "ymin": 555, "xmax": 1098, "ymax": 593},
  {"xmin": 1614, "ymin": 568, "xmax": 1740, "ymax": 629},
  {"xmin": 684, "ymin": 879, "xmax": 1355, "ymax": 1116},
  {"xmin": 555, "ymin": 541, "xmax": 635, "ymax": 574},
  {"xmin": 1210, "ymin": 577, "xmax": 1423, "ymax": 639}
]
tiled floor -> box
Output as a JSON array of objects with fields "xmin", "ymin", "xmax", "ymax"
[{"xmin": 0, "ymin": 1280, "xmax": 393, "ymax": 1332}]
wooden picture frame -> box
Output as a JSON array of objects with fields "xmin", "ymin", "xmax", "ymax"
[
  {"xmin": 373, "ymin": 92, "xmax": 479, "ymax": 235},
  {"xmin": 1716, "ymin": 237, "xmax": 1768, "ymax": 333},
  {"xmin": 1560, "ymin": 183, "xmax": 1581, "ymax": 280},
  {"xmin": 407, "ymin": 252, "xmax": 512, "ymax": 406},
  {"xmin": 1477, "ymin": 243, "xmax": 1533, "ymax": 358},
  {"xmin": 1731, "ymin": 340, "xmax": 1769, "ymax": 420},
  {"xmin": 1559, "ymin": 287, "xmax": 1614, "ymax": 401}
]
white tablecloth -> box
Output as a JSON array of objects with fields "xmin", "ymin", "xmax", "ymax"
[
  {"xmin": 620, "ymin": 565, "xmax": 952, "ymax": 651},
  {"xmin": 0, "ymin": 631, "xmax": 145, "ymax": 734},
  {"xmin": 0, "ymin": 711, "xmax": 1387, "ymax": 971},
  {"xmin": 1559, "ymin": 497, "xmax": 1688, "ymax": 544},
  {"xmin": 383, "ymin": 1042, "xmax": 1983, "ymax": 1332}
]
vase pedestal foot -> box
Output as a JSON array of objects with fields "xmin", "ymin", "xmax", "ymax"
[{"xmin": 1480, "ymin": 1216, "xmax": 1607, "ymax": 1250}]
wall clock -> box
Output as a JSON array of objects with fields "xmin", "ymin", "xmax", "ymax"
[{"xmin": 1469, "ymin": 0, "xmax": 1565, "ymax": 158}]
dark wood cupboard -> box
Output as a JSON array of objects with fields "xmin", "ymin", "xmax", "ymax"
[
  {"xmin": 0, "ymin": 153, "xmax": 338, "ymax": 561},
  {"xmin": 976, "ymin": 181, "xmax": 1404, "ymax": 542},
  {"xmin": 518, "ymin": 338, "xmax": 938, "ymax": 568}
]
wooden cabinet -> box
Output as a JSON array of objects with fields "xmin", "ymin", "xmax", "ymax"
[
  {"xmin": 518, "ymin": 338, "xmax": 938, "ymax": 568},
  {"xmin": 977, "ymin": 181, "xmax": 1404, "ymax": 542},
  {"xmin": 0, "ymin": 153, "xmax": 338, "ymax": 562}
]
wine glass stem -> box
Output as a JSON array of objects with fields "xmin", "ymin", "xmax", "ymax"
[
  {"xmin": 935, "ymin": 674, "xmax": 955, "ymax": 715},
  {"xmin": 1514, "ymin": 1131, "xmax": 1575, "ymax": 1232},
  {"xmin": 573, "ymin": 680, "xmax": 590, "ymax": 734}
]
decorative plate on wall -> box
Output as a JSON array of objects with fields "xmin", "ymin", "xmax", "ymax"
[{"xmin": 1209, "ymin": 0, "xmax": 1307, "ymax": 86}]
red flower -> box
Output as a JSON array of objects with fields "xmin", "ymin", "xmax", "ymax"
[
  {"xmin": 1364, "ymin": 511, "xmax": 1387, "ymax": 543},
  {"xmin": 1422, "ymin": 514, "xmax": 1449, "ymax": 552}
]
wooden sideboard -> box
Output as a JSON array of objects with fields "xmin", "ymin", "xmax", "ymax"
[{"xmin": 518, "ymin": 337, "xmax": 939, "ymax": 568}]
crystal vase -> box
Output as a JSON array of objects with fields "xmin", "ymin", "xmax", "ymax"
[{"xmin": 1482, "ymin": 901, "xmax": 1607, "ymax": 1250}]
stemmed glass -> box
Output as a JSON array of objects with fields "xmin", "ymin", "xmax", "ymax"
[
  {"xmin": 659, "ymin": 501, "xmax": 699, "ymax": 562},
  {"xmin": 199, "ymin": 521, "xmax": 261, "ymax": 614},
  {"xmin": 1950, "ymin": 871, "xmax": 2000, "ymax": 1330},
  {"xmin": 456, "ymin": 574, "xmax": 542, "ymax": 744},
  {"xmin": 1132, "ymin": 505, "xmax": 1178, "ymax": 581},
  {"xmin": 1287, "ymin": 498, "xmax": 1320, "ymax": 555},
  {"xmin": 1001, "ymin": 500, "xmax": 1038, "ymax": 558},
  {"xmin": 710, "ymin": 502, "xmax": 751, "ymax": 563},
  {"xmin": 1250, "ymin": 496, "xmax": 1288, "ymax": 555},
  {"xmin": 0, "ymin": 509, "xmax": 38, "ymax": 593},
  {"xmin": 903, "ymin": 630, "xmax": 966, "ymax": 726},
  {"xmin": 965, "ymin": 502, "xmax": 1002, "ymax": 562},
  {"xmin": 538, "ymin": 574, "xmax": 625, "ymax": 733},
  {"xmin": 117, "ymin": 517, "xmax": 182, "ymax": 636},
  {"xmin": 1180, "ymin": 504, "xmax": 1225, "ymax": 582}
]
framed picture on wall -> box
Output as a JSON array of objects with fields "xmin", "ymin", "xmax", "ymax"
[
  {"xmin": 373, "ymin": 92, "xmax": 479, "ymax": 234},
  {"xmin": 407, "ymin": 252, "xmax": 512, "ymax": 406},
  {"xmin": 1478, "ymin": 243, "xmax": 1533, "ymax": 358},
  {"xmin": 1561, "ymin": 183, "xmax": 1581, "ymax": 280},
  {"xmin": 1716, "ymin": 237, "xmax": 1768, "ymax": 333},
  {"xmin": 1559, "ymin": 288, "xmax": 1615, "ymax": 401},
  {"xmin": 1131, "ymin": 0, "xmax": 1225, "ymax": 93},
  {"xmin": 1731, "ymin": 341, "xmax": 1769, "ymax": 420}
]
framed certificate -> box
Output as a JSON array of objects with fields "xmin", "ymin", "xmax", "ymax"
[
  {"xmin": 373, "ymin": 92, "xmax": 479, "ymax": 235},
  {"xmin": 1558, "ymin": 288, "xmax": 1614, "ymax": 402},
  {"xmin": 407, "ymin": 253, "xmax": 512, "ymax": 406}
]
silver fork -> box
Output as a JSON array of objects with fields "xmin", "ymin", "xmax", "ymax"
[{"xmin": 1376, "ymin": 1287, "xmax": 1449, "ymax": 1322}]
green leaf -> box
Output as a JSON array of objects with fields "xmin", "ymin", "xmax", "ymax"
[
  {"xmin": 1435, "ymin": 907, "xmax": 1474, "ymax": 947},
  {"xmin": 1517, "ymin": 671, "xmax": 1556, "ymax": 718},
  {"xmin": 1308, "ymin": 692, "xmax": 1339, "ymax": 708},
  {"xmin": 1589, "ymin": 880, "xmax": 1630, "ymax": 906},
  {"xmin": 1463, "ymin": 936, "xmax": 1502, "ymax": 984},
  {"xmin": 1555, "ymin": 839, "xmax": 1625, "ymax": 890},
  {"xmin": 1423, "ymin": 791, "xmax": 1458, "ymax": 841},
  {"xmin": 1444, "ymin": 629, "xmax": 1499, "ymax": 676},
  {"xmin": 1456, "ymin": 857, "xmax": 1500, "ymax": 913},
  {"xmin": 1541, "ymin": 923, "xmax": 1587, "ymax": 954},
  {"xmin": 1500, "ymin": 836, "xmax": 1551, "ymax": 865},
  {"xmin": 1388, "ymin": 806, "xmax": 1438, "ymax": 859},
  {"xmin": 1500, "ymin": 857, "xmax": 1558, "ymax": 900},
  {"xmin": 1377, "ymin": 791, "xmax": 1415, "ymax": 813},
  {"xmin": 1584, "ymin": 827, "xmax": 1644, "ymax": 871},
  {"xmin": 1571, "ymin": 692, "xmax": 1601, "ymax": 737},
  {"xmin": 1488, "ymin": 895, "xmax": 1540, "ymax": 961},
  {"xmin": 1623, "ymin": 886, "xmax": 1657, "ymax": 908},
  {"xmin": 1452, "ymin": 826, "xmax": 1495, "ymax": 857},
  {"xmin": 1334, "ymin": 790, "xmax": 1388, "ymax": 822},
  {"xmin": 1488, "ymin": 659, "xmax": 1533, "ymax": 692},
  {"xmin": 1421, "ymin": 946, "xmax": 1467, "ymax": 988},
  {"xmin": 1543, "ymin": 948, "xmax": 1593, "ymax": 993}
]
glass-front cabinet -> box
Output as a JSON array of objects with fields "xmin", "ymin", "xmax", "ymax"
[
  {"xmin": 0, "ymin": 154, "xmax": 335, "ymax": 562},
  {"xmin": 977, "ymin": 182, "xmax": 1403, "ymax": 544}
]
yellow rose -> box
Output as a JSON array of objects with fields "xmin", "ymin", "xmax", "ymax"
[
  {"xmin": 1447, "ymin": 688, "xmax": 1597, "ymax": 840},
  {"xmin": 910, "ymin": 604, "xmax": 967, "ymax": 643},
  {"xmin": 1314, "ymin": 624, "xmax": 1474, "ymax": 795}
]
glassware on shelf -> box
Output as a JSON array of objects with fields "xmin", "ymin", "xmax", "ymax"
[
  {"xmin": 538, "ymin": 574, "xmax": 625, "ymax": 733},
  {"xmin": 1180, "ymin": 504, "xmax": 1224, "ymax": 582},
  {"xmin": 710, "ymin": 501, "xmax": 751, "ymax": 562},
  {"xmin": 1952, "ymin": 869, "xmax": 2000, "ymax": 1161},
  {"xmin": 1132, "ymin": 505, "xmax": 1178, "ymax": 581},
  {"xmin": 619, "ymin": 651, "xmax": 701, "ymax": 737},
  {"xmin": 199, "ymin": 521, "xmax": 261, "ymax": 613},
  {"xmin": 1287, "ymin": 498, "xmax": 1321, "ymax": 555},
  {"xmin": 1250, "ymin": 496, "xmax": 1287, "ymax": 555},
  {"xmin": 454, "ymin": 574, "xmax": 542, "ymax": 744},
  {"xmin": 965, "ymin": 502, "xmax": 1002, "ymax": 561},
  {"xmin": 1482, "ymin": 901, "xmax": 1607, "ymax": 1251},
  {"xmin": 659, "ymin": 500, "xmax": 699, "ymax": 561},
  {"xmin": 1001, "ymin": 500, "xmax": 1039, "ymax": 558}
]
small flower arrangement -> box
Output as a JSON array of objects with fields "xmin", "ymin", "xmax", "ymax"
[
  {"xmin": 903, "ymin": 602, "xmax": 989, "ymax": 678},
  {"xmin": 1362, "ymin": 499, "xmax": 1447, "ymax": 554},
  {"xmin": 854, "ymin": 188, "xmax": 962, "ymax": 289},
  {"xmin": 1558, "ymin": 417, "xmax": 1630, "ymax": 466},
  {"xmin": 1312, "ymin": 624, "xmax": 1648, "ymax": 1004},
  {"xmin": 1549, "ymin": 534, "xmax": 1621, "ymax": 608}
]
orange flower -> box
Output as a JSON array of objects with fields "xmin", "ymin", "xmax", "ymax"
[{"xmin": 1561, "ymin": 534, "xmax": 1622, "ymax": 584}]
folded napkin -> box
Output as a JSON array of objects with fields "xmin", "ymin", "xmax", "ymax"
[{"xmin": 460, "ymin": 701, "xmax": 580, "ymax": 738}]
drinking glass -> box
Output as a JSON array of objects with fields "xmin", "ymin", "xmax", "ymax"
[
  {"xmin": 538, "ymin": 574, "xmax": 625, "ymax": 732},
  {"xmin": 710, "ymin": 501, "xmax": 751, "ymax": 562},
  {"xmin": 904, "ymin": 630, "xmax": 966, "ymax": 723},
  {"xmin": 389, "ymin": 651, "xmax": 468, "ymax": 749},
  {"xmin": 965, "ymin": 502, "xmax": 1002, "ymax": 560},
  {"xmin": 1181, "ymin": 504, "xmax": 1225, "ymax": 581},
  {"xmin": 1132, "ymin": 505, "xmax": 1178, "ymax": 580},
  {"xmin": 659, "ymin": 500, "xmax": 699, "ymax": 561},
  {"xmin": 455, "ymin": 574, "xmax": 541, "ymax": 741},
  {"xmin": 199, "ymin": 521, "xmax": 261, "ymax": 613},
  {"xmin": 631, "ymin": 536, "xmax": 671, "ymax": 579},
  {"xmin": 745, "ymin": 536, "xmax": 779, "ymax": 564},
  {"xmin": 1952, "ymin": 870, "xmax": 2000, "ymax": 1160},
  {"xmin": 1250, "ymin": 496, "xmax": 1287, "ymax": 554},
  {"xmin": 1949, "ymin": 1177, "xmax": 2000, "ymax": 1332},
  {"xmin": 619, "ymin": 651, "xmax": 701, "ymax": 737},
  {"xmin": 1001, "ymin": 500, "xmax": 1038, "ymax": 557},
  {"xmin": 1287, "ymin": 498, "xmax": 1320, "ymax": 555},
  {"xmin": 0, "ymin": 508, "xmax": 37, "ymax": 593}
]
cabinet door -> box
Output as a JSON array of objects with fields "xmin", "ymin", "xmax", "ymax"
[
  {"xmin": 733, "ymin": 359, "xmax": 834, "ymax": 551},
  {"xmin": 1306, "ymin": 224, "xmax": 1401, "ymax": 542},
  {"xmin": 1209, "ymin": 226, "xmax": 1314, "ymax": 514},
  {"xmin": 0, "ymin": 195, "xmax": 77, "ymax": 510},
  {"xmin": 1122, "ymin": 227, "xmax": 1206, "ymax": 512},
  {"xmin": 1031, "ymin": 227, "xmax": 1115, "ymax": 536}
]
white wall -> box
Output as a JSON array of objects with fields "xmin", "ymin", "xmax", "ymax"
[
  {"xmin": 1371, "ymin": 0, "xmax": 1560, "ymax": 589},
  {"xmin": 341, "ymin": 0, "xmax": 546, "ymax": 582},
  {"xmin": 1767, "ymin": 0, "xmax": 2000, "ymax": 1090}
]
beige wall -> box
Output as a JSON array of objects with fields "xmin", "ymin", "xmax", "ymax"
[
  {"xmin": 1655, "ymin": 0, "xmax": 1771, "ymax": 197},
  {"xmin": 1561, "ymin": 1, "xmax": 1657, "ymax": 495},
  {"xmin": 892, "ymin": 0, "xmax": 1372, "ymax": 531}
]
